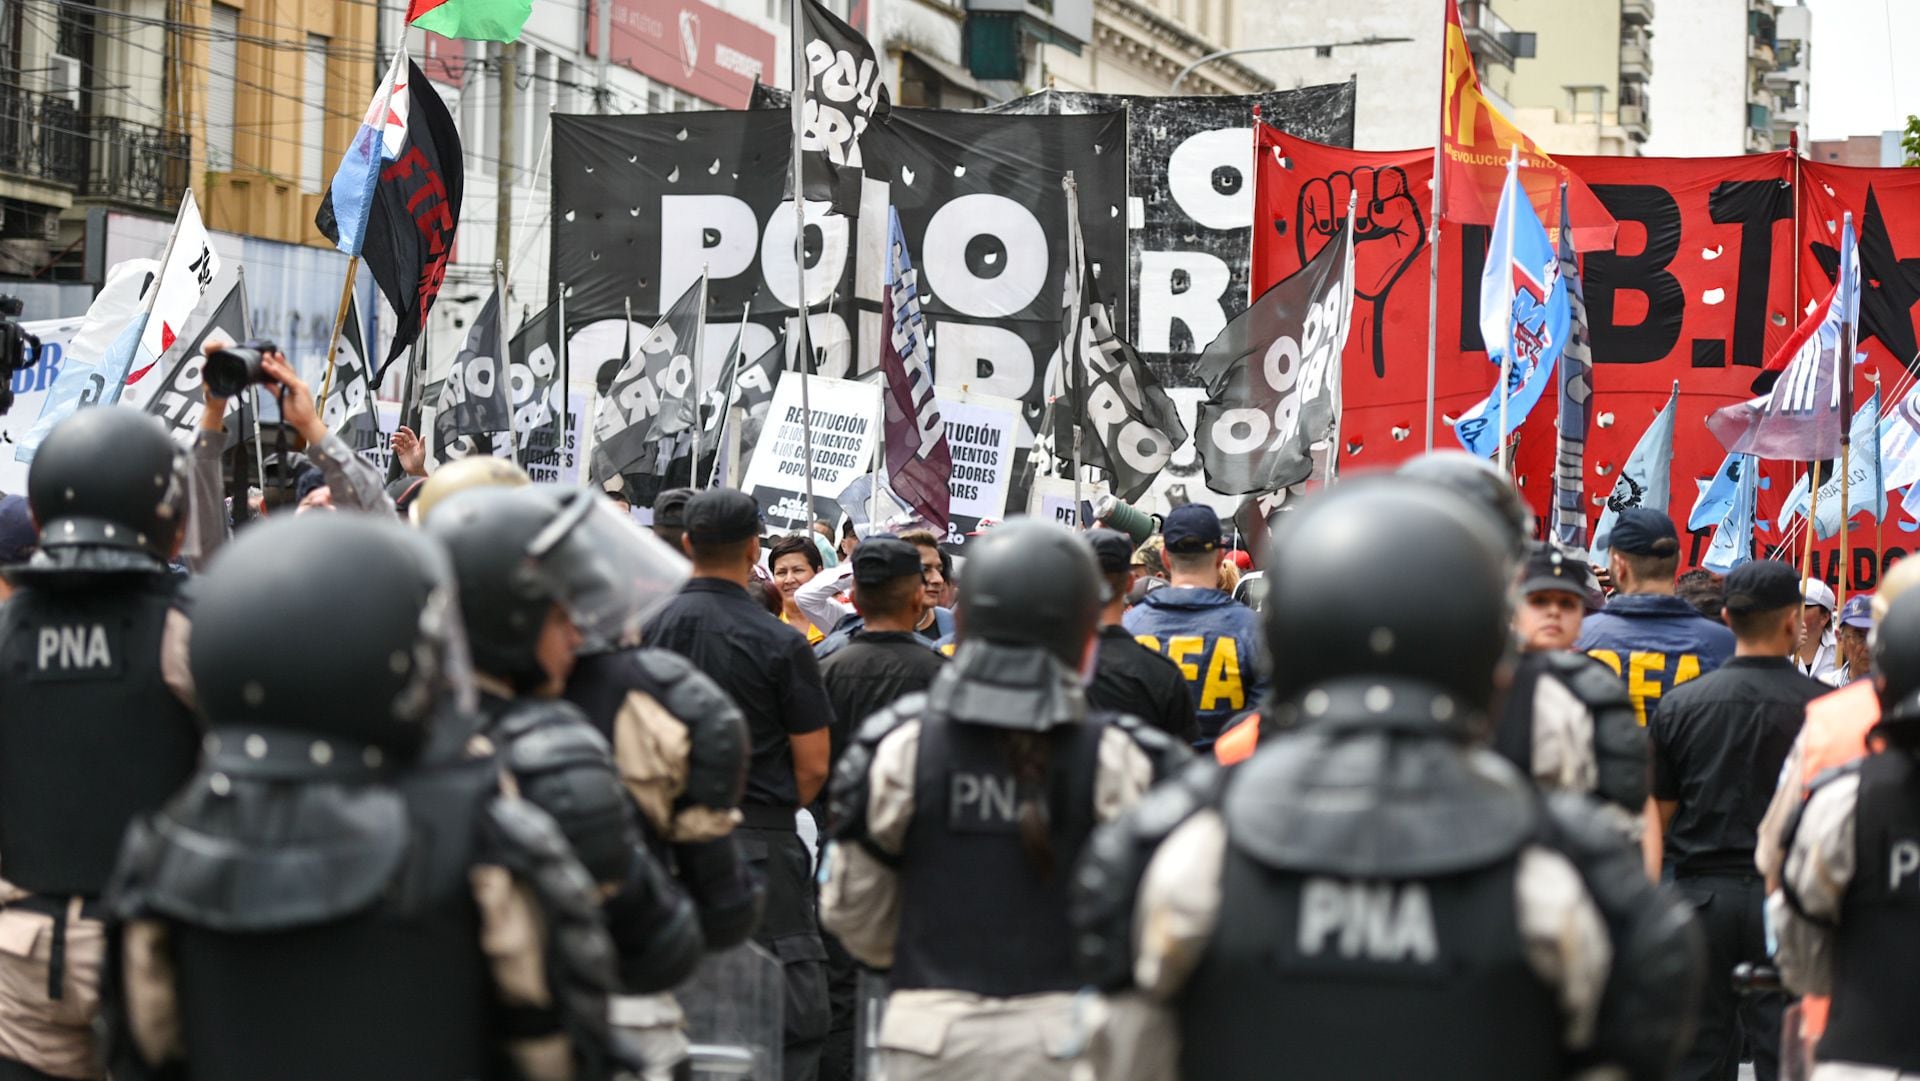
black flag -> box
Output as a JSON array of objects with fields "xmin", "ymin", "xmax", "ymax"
[
  {"xmin": 1064, "ymin": 275, "xmax": 1187, "ymax": 503},
  {"xmin": 507, "ymin": 304, "xmax": 567, "ymax": 472},
  {"xmin": 799, "ymin": 0, "xmax": 888, "ymax": 213},
  {"xmin": 1195, "ymin": 220, "xmax": 1355, "ymax": 495},
  {"xmin": 334, "ymin": 60, "xmax": 463, "ymax": 367},
  {"xmin": 143, "ymin": 271, "xmax": 253, "ymax": 442},
  {"xmin": 434, "ymin": 289, "xmax": 511, "ymax": 455},
  {"xmin": 591, "ymin": 277, "xmax": 704, "ymax": 484},
  {"xmin": 321, "ymin": 294, "xmax": 381, "ymax": 452}
]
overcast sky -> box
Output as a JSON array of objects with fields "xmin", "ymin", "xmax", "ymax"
[{"xmin": 1805, "ymin": 0, "xmax": 1920, "ymax": 139}]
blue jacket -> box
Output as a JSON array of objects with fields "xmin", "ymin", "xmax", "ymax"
[
  {"xmin": 1121, "ymin": 586, "xmax": 1267, "ymax": 743},
  {"xmin": 1574, "ymin": 593, "xmax": 1736, "ymax": 727}
]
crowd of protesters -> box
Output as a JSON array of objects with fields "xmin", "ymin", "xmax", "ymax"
[{"xmin": 0, "ymin": 346, "xmax": 1916, "ymax": 1081}]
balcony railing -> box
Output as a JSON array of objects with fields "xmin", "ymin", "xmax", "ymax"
[{"xmin": 0, "ymin": 84, "xmax": 188, "ymax": 213}]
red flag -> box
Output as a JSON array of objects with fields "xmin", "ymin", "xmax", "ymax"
[{"xmin": 1440, "ymin": 0, "xmax": 1616, "ymax": 251}]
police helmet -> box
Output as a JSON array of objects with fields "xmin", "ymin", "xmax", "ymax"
[
  {"xmin": 189, "ymin": 514, "xmax": 473, "ymax": 756},
  {"xmin": 1397, "ymin": 450, "xmax": 1531, "ymax": 565},
  {"xmin": 1263, "ymin": 475, "xmax": 1513, "ymax": 715},
  {"xmin": 955, "ymin": 518, "xmax": 1102, "ymax": 667},
  {"xmin": 409, "ymin": 455, "xmax": 530, "ymax": 524},
  {"xmin": 425, "ymin": 484, "xmax": 689, "ymax": 682},
  {"xmin": 27, "ymin": 407, "xmax": 187, "ymax": 564},
  {"xmin": 1875, "ymin": 589, "xmax": 1920, "ymax": 716}
]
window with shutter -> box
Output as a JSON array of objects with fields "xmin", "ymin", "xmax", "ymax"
[{"xmin": 207, "ymin": 4, "xmax": 239, "ymax": 170}]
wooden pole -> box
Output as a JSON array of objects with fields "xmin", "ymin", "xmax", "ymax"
[{"xmin": 318, "ymin": 258, "xmax": 359, "ymax": 410}]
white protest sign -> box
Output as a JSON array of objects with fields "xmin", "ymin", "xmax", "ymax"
[
  {"xmin": 1027, "ymin": 474, "xmax": 1108, "ymax": 530},
  {"xmin": 742, "ymin": 374, "xmax": 881, "ymax": 533},
  {"xmin": 935, "ymin": 388, "xmax": 1020, "ymax": 546},
  {"xmin": 522, "ymin": 390, "xmax": 589, "ymax": 485},
  {"xmin": 1, "ymin": 318, "xmax": 85, "ymax": 493}
]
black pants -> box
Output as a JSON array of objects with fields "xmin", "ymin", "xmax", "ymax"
[
  {"xmin": 737, "ymin": 816, "xmax": 829, "ymax": 1081},
  {"xmin": 1673, "ymin": 872, "xmax": 1789, "ymax": 1081}
]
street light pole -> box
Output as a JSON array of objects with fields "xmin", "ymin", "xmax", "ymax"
[{"xmin": 1171, "ymin": 35, "xmax": 1413, "ymax": 94}]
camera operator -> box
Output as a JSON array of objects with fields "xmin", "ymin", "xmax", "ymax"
[{"xmin": 188, "ymin": 342, "xmax": 394, "ymax": 557}]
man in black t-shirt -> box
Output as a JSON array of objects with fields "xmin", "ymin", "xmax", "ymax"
[
  {"xmin": 643, "ymin": 489, "xmax": 835, "ymax": 1081},
  {"xmin": 1085, "ymin": 528, "xmax": 1199, "ymax": 744},
  {"xmin": 1649, "ymin": 559, "xmax": 1825, "ymax": 1081},
  {"xmin": 820, "ymin": 536, "xmax": 946, "ymax": 760}
]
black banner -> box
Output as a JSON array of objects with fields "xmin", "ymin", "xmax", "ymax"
[
  {"xmin": 986, "ymin": 84, "xmax": 1357, "ymax": 380},
  {"xmin": 551, "ymin": 107, "xmax": 1128, "ymax": 436},
  {"xmin": 360, "ymin": 61, "xmax": 463, "ymax": 366}
]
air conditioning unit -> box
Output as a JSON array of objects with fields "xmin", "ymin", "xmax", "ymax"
[{"xmin": 44, "ymin": 54, "xmax": 82, "ymax": 105}]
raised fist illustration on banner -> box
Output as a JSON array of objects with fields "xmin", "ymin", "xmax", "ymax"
[{"xmin": 1296, "ymin": 165, "xmax": 1425, "ymax": 377}]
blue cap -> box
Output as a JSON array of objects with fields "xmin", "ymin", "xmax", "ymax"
[
  {"xmin": 0, "ymin": 495, "xmax": 35, "ymax": 564},
  {"xmin": 1609, "ymin": 507, "xmax": 1679, "ymax": 557},
  {"xmin": 1839, "ymin": 593, "xmax": 1874, "ymax": 630},
  {"xmin": 1163, "ymin": 504, "xmax": 1223, "ymax": 553}
]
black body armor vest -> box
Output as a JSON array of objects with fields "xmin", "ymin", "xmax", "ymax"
[
  {"xmin": 1820, "ymin": 751, "xmax": 1920, "ymax": 1072},
  {"xmin": 0, "ymin": 577, "xmax": 200, "ymax": 895},
  {"xmin": 890, "ymin": 711, "xmax": 1107, "ymax": 998}
]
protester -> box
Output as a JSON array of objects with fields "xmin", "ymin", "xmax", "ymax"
[
  {"xmin": 1649, "ymin": 559, "xmax": 1824, "ymax": 1081},
  {"xmin": 897, "ymin": 530, "xmax": 958, "ymax": 643},
  {"xmin": 1769, "ymin": 589, "xmax": 1920, "ymax": 1081},
  {"xmin": 1830, "ymin": 594, "xmax": 1873, "ymax": 687},
  {"xmin": 1676, "ymin": 568, "xmax": 1726, "ymax": 622},
  {"xmin": 644, "ymin": 489, "xmax": 834, "ymax": 1081},
  {"xmin": 607, "ymin": 485, "xmax": 634, "ymax": 515},
  {"xmin": 1123, "ymin": 504, "xmax": 1267, "ymax": 748},
  {"xmin": 1074, "ymin": 478, "xmax": 1702, "ymax": 1081},
  {"xmin": 1084, "ymin": 528, "xmax": 1199, "ymax": 743},
  {"xmin": 651, "ymin": 486, "xmax": 695, "ymax": 551},
  {"xmin": 770, "ymin": 533, "xmax": 829, "ymax": 644},
  {"xmin": 1575, "ymin": 507, "xmax": 1736, "ymax": 727},
  {"xmin": 0, "ymin": 409, "xmax": 204, "ymax": 1081},
  {"xmin": 389, "ymin": 424, "xmax": 428, "ymax": 477},
  {"xmin": 813, "ymin": 535, "xmax": 946, "ymax": 1081},
  {"xmin": 1494, "ymin": 543, "xmax": 1647, "ymax": 824},
  {"xmin": 102, "ymin": 514, "xmax": 633, "ymax": 1081},
  {"xmin": 422, "ymin": 484, "xmax": 706, "ymax": 992},
  {"xmin": 820, "ymin": 520, "xmax": 1185, "ymax": 1081},
  {"xmin": 1795, "ymin": 577, "xmax": 1841, "ymax": 684}
]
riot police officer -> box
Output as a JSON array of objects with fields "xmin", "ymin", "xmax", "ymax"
[
  {"xmin": 819, "ymin": 519, "xmax": 1187, "ymax": 1081},
  {"xmin": 1771, "ymin": 588, "xmax": 1920, "ymax": 1081},
  {"xmin": 0, "ymin": 408, "xmax": 203, "ymax": 1081},
  {"xmin": 1073, "ymin": 478, "xmax": 1704, "ymax": 1081},
  {"xmin": 422, "ymin": 483, "xmax": 708, "ymax": 993},
  {"xmin": 102, "ymin": 513, "xmax": 633, "ymax": 1081}
]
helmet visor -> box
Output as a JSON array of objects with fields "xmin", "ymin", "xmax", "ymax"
[{"xmin": 525, "ymin": 487, "xmax": 689, "ymax": 652}]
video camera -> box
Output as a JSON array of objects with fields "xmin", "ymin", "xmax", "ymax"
[{"xmin": 0, "ymin": 295, "xmax": 39, "ymax": 417}]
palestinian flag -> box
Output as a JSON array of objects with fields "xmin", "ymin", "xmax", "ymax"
[{"xmin": 407, "ymin": 0, "xmax": 531, "ymax": 42}]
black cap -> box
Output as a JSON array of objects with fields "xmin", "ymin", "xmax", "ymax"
[
  {"xmin": 1517, "ymin": 543, "xmax": 1601, "ymax": 610},
  {"xmin": 1723, "ymin": 559, "xmax": 1803, "ymax": 615},
  {"xmin": 1084, "ymin": 528, "xmax": 1135, "ymax": 574},
  {"xmin": 1610, "ymin": 507, "xmax": 1679, "ymax": 557},
  {"xmin": 1163, "ymin": 504, "xmax": 1223, "ymax": 553},
  {"xmin": 852, "ymin": 535, "xmax": 922, "ymax": 587},
  {"xmin": 684, "ymin": 489, "xmax": 761, "ymax": 545},
  {"xmin": 654, "ymin": 487, "xmax": 695, "ymax": 530}
]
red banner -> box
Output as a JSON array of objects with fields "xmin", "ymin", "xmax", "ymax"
[
  {"xmin": 584, "ymin": 0, "xmax": 777, "ymax": 109},
  {"xmin": 1250, "ymin": 133, "xmax": 1920, "ymax": 579}
]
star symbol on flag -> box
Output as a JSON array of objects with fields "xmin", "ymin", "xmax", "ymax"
[{"xmin": 1812, "ymin": 185, "xmax": 1920, "ymax": 372}]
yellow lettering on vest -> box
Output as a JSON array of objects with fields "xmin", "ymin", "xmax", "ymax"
[
  {"xmin": 1627, "ymin": 651, "xmax": 1668, "ymax": 727},
  {"xmin": 1587, "ymin": 649, "xmax": 1622, "ymax": 676},
  {"xmin": 1200, "ymin": 638, "xmax": 1245, "ymax": 711},
  {"xmin": 1167, "ymin": 636, "xmax": 1205, "ymax": 682},
  {"xmin": 1673, "ymin": 653, "xmax": 1702, "ymax": 687},
  {"xmin": 1134, "ymin": 635, "xmax": 1161, "ymax": 654}
]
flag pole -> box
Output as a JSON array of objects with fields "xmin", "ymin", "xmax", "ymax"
[
  {"xmin": 1064, "ymin": 172, "xmax": 1085, "ymax": 529},
  {"xmin": 1495, "ymin": 145, "xmax": 1520, "ymax": 474},
  {"xmin": 1329, "ymin": 191, "xmax": 1357, "ymax": 487},
  {"xmin": 1804, "ymin": 464, "xmax": 1820, "ymax": 586},
  {"xmin": 495, "ymin": 260, "xmax": 520, "ymax": 468},
  {"xmin": 558, "ymin": 282, "xmax": 571, "ymax": 483},
  {"xmin": 692, "ymin": 267, "xmax": 709, "ymax": 489},
  {"xmin": 790, "ymin": 0, "xmax": 817, "ymax": 516},
  {"xmin": 318, "ymin": 258, "xmax": 360, "ymax": 410},
  {"xmin": 1424, "ymin": 13, "xmax": 1449, "ymax": 453}
]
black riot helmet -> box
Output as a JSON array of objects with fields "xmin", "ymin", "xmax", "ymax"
[
  {"xmin": 189, "ymin": 514, "xmax": 474, "ymax": 757},
  {"xmin": 955, "ymin": 518, "xmax": 1102, "ymax": 668},
  {"xmin": 1874, "ymin": 589, "xmax": 1920, "ymax": 719},
  {"xmin": 26, "ymin": 407, "xmax": 187, "ymax": 566},
  {"xmin": 1397, "ymin": 450, "xmax": 1531, "ymax": 565},
  {"xmin": 424, "ymin": 484, "xmax": 689, "ymax": 684},
  {"xmin": 1263, "ymin": 476, "xmax": 1513, "ymax": 717}
]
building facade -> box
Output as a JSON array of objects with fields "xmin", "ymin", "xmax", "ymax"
[
  {"xmin": 1768, "ymin": 2, "xmax": 1807, "ymax": 149},
  {"xmin": 1642, "ymin": 0, "xmax": 1797, "ymax": 157},
  {"xmin": 1235, "ymin": 0, "xmax": 1524, "ymax": 150},
  {"xmin": 1499, "ymin": 0, "xmax": 1649, "ymax": 156}
]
